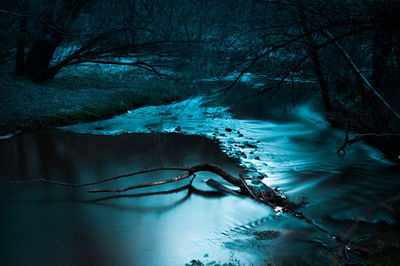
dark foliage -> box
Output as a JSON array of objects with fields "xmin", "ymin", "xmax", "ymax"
[{"xmin": 1, "ymin": 0, "xmax": 400, "ymax": 160}]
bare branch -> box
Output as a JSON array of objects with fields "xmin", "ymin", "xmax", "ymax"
[
  {"xmin": 88, "ymin": 172, "xmax": 194, "ymax": 193},
  {"xmin": 252, "ymin": 25, "xmax": 376, "ymax": 96},
  {"xmin": 0, "ymin": 9, "xmax": 27, "ymax": 17},
  {"xmin": 11, "ymin": 167, "xmax": 189, "ymax": 187},
  {"xmin": 70, "ymin": 60, "xmax": 167, "ymax": 78},
  {"xmin": 11, "ymin": 164, "xmax": 244, "ymax": 192},
  {"xmin": 218, "ymin": 22, "xmax": 375, "ymax": 95},
  {"xmin": 238, "ymin": 174, "xmax": 258, "ymax": 199},
  {"xmin": 322, "ymin": 30, "xmax": 400, "ymax": 121},
  {"xmin": 12, "ymin": 162, "xmax": 339, "ymax": 244}
]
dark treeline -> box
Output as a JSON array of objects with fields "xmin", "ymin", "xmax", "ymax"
[
  {"xmin": 1, "ymin": 0, "xmax": 400, "ymax": 161},
  {"xmin": 0, "ymin": 0, "xmax": 251, "ymax": 81}
]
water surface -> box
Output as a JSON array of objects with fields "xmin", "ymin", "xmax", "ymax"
[{"xmin": 1, "ymin": 88, "xmax": 400, "ymax": 265}]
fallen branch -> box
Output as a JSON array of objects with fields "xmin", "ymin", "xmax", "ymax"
[
  {"xmin": 13, "ymin": 163, "xmax": 299, "ymax": 209},
  {"xmin": 11, "ymin": 164, "xmax": 294, "ymax": 211},
  {"xmin": 13, "ymin": 163, "xmax": 246, "ymax": 192},
  {"xmin": 86, "ymin": 163, "xmax": 246, "ymax": 193},
  {"xmin": 13, "ymin": 162, "xmax": 352, "ymax": 255},
  {"xmin": 88, "ymin": 172, "xmax": 193, "ymax": 193},
  {"xmin": 205, "ymin": 179, "xmax": 242, "ymax": 197},
  {"xmin": 337, "ymin": 129, "xmax": 366, "ymax": 155},
  {"xmin": 11, "ymin": 166, "xmax": 188, "ymax": 187}
]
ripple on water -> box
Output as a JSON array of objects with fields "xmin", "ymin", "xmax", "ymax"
[{"xmin": 60, "ymin": 96, "xmax": 400, "ymax": 262}]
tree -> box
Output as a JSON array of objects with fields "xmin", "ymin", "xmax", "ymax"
[
  {"xmin": 12, "ymin": 0, "xmax": 91, "ymax": 81},
  {"xmin": 2, "ymin": 0, "xmax": 205, "ymax": 82},
  {"xmin": 225, "ymin": 0, "xmax": 400, "ymax": 161}
]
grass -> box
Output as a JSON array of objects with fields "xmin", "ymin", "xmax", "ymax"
[{"xmin": 0, "ymin": 68, "xmax": 199, "ymax": 136}]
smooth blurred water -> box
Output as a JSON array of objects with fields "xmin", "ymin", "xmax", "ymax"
[{"xmin": 1, "ymin": 89, "xmax": 400, "ymax": 265}]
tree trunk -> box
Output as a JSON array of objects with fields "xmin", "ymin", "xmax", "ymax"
[
  {"xmin": 371, "ymin": 3, "xmax": 400, "ymax": 108},
  {"xmin": 24, "ymin": 38, "xmax": 59, "ymax": 82},
  {"xmin": 372, "ymin": 30, "xmax": 392, "ymax": 93},
  {"xmin": 15, "ymin": 16, "xmax": 27, "ymax": 76},
  {"xmin": 17, "ymin": 0, "xmax": 90, "ymax": 82},
  {"xmin": 307, "ymin": 37, "xmax": 334, "ymax": 114},
  {"xmin": 297, "ymin": 9, "xmax": 335, "ymax": 115}
]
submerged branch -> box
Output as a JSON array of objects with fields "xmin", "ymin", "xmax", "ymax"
[
  {"xmin": 88, "ymin": 172, "xmax": 194, "ymax": 193},
  {"xmin": 337, "ymin": 133, "xmax": 365, "ymax": 155},
  {"xmin": 11, "ymin": 167, "xmax": 189, "ymax": 187},
  {"xmin": 12, "ymin": 164, "xmax": 244, "ymax": 192},
  {"xmin": 14, "ymin": 162, "xmax": 310, "ymax": 223},
  {"xmin": 11, "ymin": 164, "xmax": 303, "ymax": 216},
  {"xmin": 88, "ymin": 163, "xmax": 245, "ymax": 193},
  {"xmin": 13, "ymin": 162, "xmax": 353, "ymax": 254}
]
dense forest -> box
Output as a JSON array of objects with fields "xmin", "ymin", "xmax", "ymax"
[
  {"xmin": 1, "ymin": 0, "xmax": 400, "ymax": 161},
  {"xmin": 1, "ymin": 0, "xmax": 400, "ymax": 265}
]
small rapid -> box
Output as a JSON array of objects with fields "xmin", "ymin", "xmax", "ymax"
[
  {"xmin": 62, "ymin": 95, "xmax": 399, "ymax": 224},
  {"xmin": 59, "ymin": 92, "xmax": 400, "ymax": 262},
  {"xmin": 2, "ymin": 86, "xmax": 399, "ymax": 265}
]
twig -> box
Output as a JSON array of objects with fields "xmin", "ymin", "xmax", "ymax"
[
  {"xmin": 88, "ymin": 172, "xmax": 194, "ymax": 193},
  {"xmin": 238, "ymin": 174, "xmax": 258, "ymax": 199},
  {"xmin": 217, "ymin": 22, "xmax": 375, "ymax": 95},
  {"xmin": 11, "ymin": 167, "xmax": 189, "ymax": 187},
  {"xmin": 67, "ymin": 60, "xmax": 168, "ymax": 78},
  {"xmin": 206, "ymin": 179, "xmax": 242, "ymax": 196},
  {"xmin": 13, "ymin": 162, "xmax": 344, "ymax": 251},
  {"xmin": 12, "ymin": 164, "xmax": 244, "ymax": 192},
  {"xmin": 337, "ymin": 134, "xmax": 365, "ymax": 154},
  {"xmin": 89, "ymin": 184, "xmax": 191, "ymax": 202},
  {"xmin": 89, "ymin": 163, "xmax": 246, "ymax": 193},
  {"xmin": 0, "ymin": 9, "xmax": 27, "ymax": 17}
]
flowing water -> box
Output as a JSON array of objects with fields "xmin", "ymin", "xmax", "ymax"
[{"xmin": 1, "ymin": 82, "xmax": 400, "ymax": 265}]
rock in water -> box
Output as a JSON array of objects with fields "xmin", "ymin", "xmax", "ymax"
[{"xmin": 252, "ymin": 231, "xmax": 281, "ymax": 240}]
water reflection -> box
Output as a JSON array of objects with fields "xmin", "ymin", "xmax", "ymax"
[
  {"xmin": 2, "ymin": 91, "xmax": 400, "ymax": 264},
  {"xmin": 1, "ymin": 131, "xmax": 268, "ymax": 265}
]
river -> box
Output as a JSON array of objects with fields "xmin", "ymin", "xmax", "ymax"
[{"xmin": 1, "ymin": 81, "xmax": 399, "ymax": 265}]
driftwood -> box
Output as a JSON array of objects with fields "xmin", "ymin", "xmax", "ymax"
[
  {"xmin": 12, "ymin": 163, "xmax": 300, "ymax": 210},
  {"xmin": 13, "ymin": 163, "xmax": 314, "ymax": 228},
  {"xmin": 337, "ymin": 129, "xmax": 366, "ymax": 155},
  {"xmin": 12, "ymin": 164, "xmax": 243, "ymax": 191},
  {"xmin": 13, "ymin": 163, "xmax": 322, "ymax": 236},
  {"xmin": 14, "ymin": 162, "xmax": 379, "ymax": 261}
]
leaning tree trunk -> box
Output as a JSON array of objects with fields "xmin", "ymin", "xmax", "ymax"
[
  {"xmin": 372, "ymin": 29, "xmax": 394, "ymax": 111},
  {"xmin": 298, "ymin": 9, "xmax": 337, "ymax": 118},
  {"xmin": 15, "ymin": 15, "xmax": 27, "ymax": 76},
  {"xmin": 23, "ymin": 38, "xmax": 60, "ymax": 82},
  {"xmin": 16, "ymin": 0, "xmax": 90, "ymax": 82}
]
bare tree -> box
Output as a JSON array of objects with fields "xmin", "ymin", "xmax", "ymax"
[{"xmin": 223, "ymin": 0, "xmax": 400, "ymax": 161}]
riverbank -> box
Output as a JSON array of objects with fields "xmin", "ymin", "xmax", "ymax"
[
  {"xmin": 3, "ymin": 96, "xmax": 399, "ymax": 265},
  {"xmin": 0, "ymin": 69, "xmax": 197, "ymax": 137}
]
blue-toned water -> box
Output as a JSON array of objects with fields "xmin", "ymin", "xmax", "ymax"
[{"xmin": 1, "ymin": 87, "xmax": 399, "ymax": 265}]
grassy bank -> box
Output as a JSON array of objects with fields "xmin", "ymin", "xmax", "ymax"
[{"xmin": 0, "ymin": 69, "xmax": 198, "ymax": 136}]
